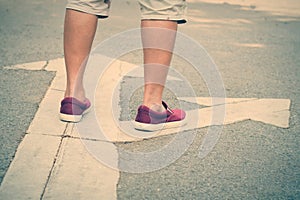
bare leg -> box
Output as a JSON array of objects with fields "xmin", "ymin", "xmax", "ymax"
[
  {"xmin": 64, "ymin": 9, "xmax": 98, "ymax": 102},
  {"xmin": 141, "ymin": 20, "xmax": 178, "ymax": 111}
]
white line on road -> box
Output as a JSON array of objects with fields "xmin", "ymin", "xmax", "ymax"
[{"xmin": 0, "ymin": 58, "xmax": 291, "ymax": 199}]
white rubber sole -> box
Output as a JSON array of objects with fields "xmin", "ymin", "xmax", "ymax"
[
  {"xmin": 59, "ymin": 106, "xmax": 91, "ymax": 123},
  {"xmin": 134, "ymin": 116, "xmax": 188, "ymax": 132}
]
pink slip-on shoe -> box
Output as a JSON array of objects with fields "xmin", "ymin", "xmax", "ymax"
[
  {"xmin": 134, "ymin": 101, "xmax": 187, "ymax": 131},
  {"xmin": 59, "ymin": 97, "xmax": 91, "ymax": 123}
]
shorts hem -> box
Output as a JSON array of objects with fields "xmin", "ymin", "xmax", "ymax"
[
  {"xmin": 141, "ymin": 15, "xmax": 187, "ymax": 24},
  {"xmin": 66, "ymin": 6, "xmax": 109, "ymax": 18}
]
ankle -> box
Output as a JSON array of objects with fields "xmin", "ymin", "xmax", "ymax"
[
  {"xmin": 144, "ymin": 102, "xmax": 165, "ymax": 112},
  {"xmin": 64, "ymin": 88, "xmax": 86, "ymax": 102}
]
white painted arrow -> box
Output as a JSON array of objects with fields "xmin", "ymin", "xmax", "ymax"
[
  {"xmin": 179, "ymin": 97, "xmax": 291, "ymax": 129},
  {"xmin": 6, "ymin": 56, "xmax": 291, "ymax": 143},
  {"xmin": 2, "ymin": 57, "xmax": 291, "ymax": 199}
]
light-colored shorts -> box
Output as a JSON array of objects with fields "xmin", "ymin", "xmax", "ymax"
[{"xmin": 66, "ymin": 0, "xmax": 187, "ymax": 24}]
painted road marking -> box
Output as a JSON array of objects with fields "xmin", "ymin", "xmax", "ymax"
[
  {"xmin": 6, "ymin": 57, "xmax": 290, "ymax": 141},
  {"xmin": 179, "ymin": 97, "xmax": 290, "ymax": 128},
  {"xmin": 0, "ymin": 57, "xmax": 291, "ymax": 199}
]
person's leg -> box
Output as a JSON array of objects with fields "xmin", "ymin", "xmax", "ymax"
[
  {"xmin": 135, "ymin": 20, "xmax": 187, "ymax": 131},
  {"xmin": 135, "ymin": 0, "xmax": 187, "ymax": 130},
  {"xmin": 60, "ymin": 1, "xmax": 111, "ymax": 122},
  {"xmin": 64, "ymin": 9, "xmax": 98, "ymax": 102},
  {"xmin": 141, "ymin": 20, "xmax": 177, "ymax": 111}
]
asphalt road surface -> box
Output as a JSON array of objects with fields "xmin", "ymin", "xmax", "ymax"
[{"xmin": 0, "ymin": 0, "xmax": 299, "ymax": 199}]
